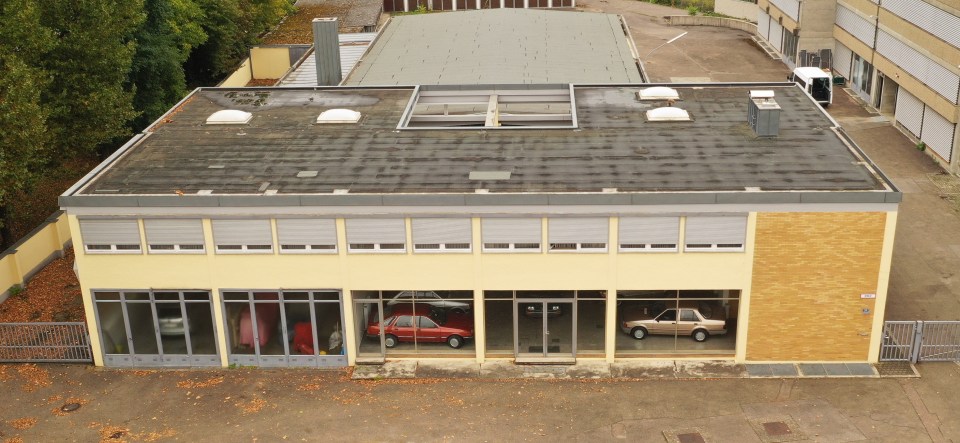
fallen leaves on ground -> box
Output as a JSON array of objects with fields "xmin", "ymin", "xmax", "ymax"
[
  {"xmin": 236, "ymin": 398, "xmax": 268, "ymax": 414},
  {"xmin": 98, "ymin": 425, "xmax": 129, "ymax": 442},
  {"xmin": 0, "ymin": 248, "xmax": 83, "ymax": 323},
  {"xmin": 175, "ymin": 376, "xmax": 224, "ymax": 389},
  {"xmin": 17, "ymin": 364, "xmax": 52, "ymax": 392},
  {"xmin": 4, "ymin": 437, "xmax": 25, "ymax": 443},
  {"xmin": 245, "ymin": 78, "xmax": 278, "ymax": 87},
  {"xmin": 297, "ymin": 382, "xmax": 323, "ymax": 391},
  {"xmin": 8, "ymin": 417, "xmax": 37, "ymax": 430}
]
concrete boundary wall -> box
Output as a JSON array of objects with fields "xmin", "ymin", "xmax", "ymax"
[
  {"xmin": 219, "ymin": 58, "xmax": 252, "ymax": 87},
  {"xmin": 0, "ymin": 212, "xmax": 72, "ymax": 302},
  {"xmin": 715, "ymin": 0, "xmax": 758, "ymax": 20},
  {"xmin": 665, "ymin": 15, "xmax": 758, "ymax": 34}
]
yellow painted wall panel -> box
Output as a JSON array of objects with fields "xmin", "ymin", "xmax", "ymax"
[{"xmin": 746, "ymin": 212, "xmax": 887, "ymax": 361}]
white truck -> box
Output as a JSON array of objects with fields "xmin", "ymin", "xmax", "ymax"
[{"xmin": 789, "ymin": 67, "xmax": 833, "ymax": 107}]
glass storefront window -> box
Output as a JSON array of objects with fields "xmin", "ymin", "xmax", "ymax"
[{"xmin": 615, "ymin": 290, "xmax": 740, "ymax": 356}]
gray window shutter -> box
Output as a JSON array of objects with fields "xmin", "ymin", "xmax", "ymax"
[
  {"xmin": 144, "ymin": 219, "xmax": 204, "ymax": 245},
  {"xmin": 548, "ymin": 218, "xmax": 608, "ymax": 243},
  {"xmin": 276, "ymin": 219, "xmax": 337, "ymax": 246},
  {"xmin": 833, "ymin": 42, "xmax": 852, "ymax": 78},
  {"xmin": 920, "ymin": 107, "xmax": 956, "ymax": 162},
  {"xmin": 80, "ymin": 219, "xmax": 140, "ymax": 245},
  {"xmin": 619, "ymin": 217, "xmax": 679, "ymax": 245},
  {"xmin": 481, "ymin": 218, "xmax": 541, "ymax": 244},
  {"xmin": 836, "ymin": 5, "xmax": 876, "ymax": 48},
  {"xmin": 345, "ymin": 219, "xmax": 406, "ymax": 244},
  {"xmin": 685, "ymin": 216, "xmax": 747, "ymax": 245},
  {"xmin": 212, "ymin": 219, "xmax": 273, "ymax": 246},
  {"xmin": 412, "ymin": 218, "xmax": 471, "ymax": 244},
  {"xmin": 895, "ymin": 88, "xmax": 924, "ymax": 138}
]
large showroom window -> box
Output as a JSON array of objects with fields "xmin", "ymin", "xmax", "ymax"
[
  {"xmin": 353, "ymin": 290, "xmax": 475, "ymax": 358},
  {"xmin": 615, "ymin": 290, "xmax": 740, "ymax": 355},
  {"xmin": 222, "ymin": 290, "xmax": 345, "ymax": 367},
  {"xmin": 93, "ymin": 290, "xmax": 218, "ymax": 367}
]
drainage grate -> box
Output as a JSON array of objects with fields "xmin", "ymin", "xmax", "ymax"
[
  {"xmin": 762, "ymin": 422, "xmax": 791, "ymax": 436},
  {"xmin": 677, "ymin": 432, "xmax": 706, "ymax": 443},
  {"xmin": 875, "ymin": 362, "xmax": 918, "ymax": 377}
]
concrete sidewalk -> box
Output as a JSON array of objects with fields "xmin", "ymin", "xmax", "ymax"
[{"xmin": 352, "ymin": 360, "xmax": 920, "ymax": 380}]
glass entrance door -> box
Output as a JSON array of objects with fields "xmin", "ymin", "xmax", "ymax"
[{"xmin": 516, "ymin": 300, "xmax": 574, "ymax": 362}]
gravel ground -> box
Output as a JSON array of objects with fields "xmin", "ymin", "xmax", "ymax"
[{"xmin": 0, "ymin": 249, "xmax": 83, "ymax": 323}]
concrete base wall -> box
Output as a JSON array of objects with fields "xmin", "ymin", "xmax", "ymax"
[{"xmin": 715, "ymin": 0, "xmax": 757, "ymax": 21}]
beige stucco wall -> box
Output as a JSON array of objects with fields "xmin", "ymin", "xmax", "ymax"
[
  {"xmin": 746, "ymin": 212, "xmax": 893, "ymax": 362},
  {"xmin": 219, "ymin": 58, "xmax": 252, "ymax": 87},
  {"xmin": 250, "ymin": 47, "xmax": 292, "ymax": 80},
  {"xmin": 796, "ymin": 0, "xmax": 837, "ymax": 53},
  {"xmin": 0, "ymin": 212, "xmax": 70, "ymax": 300},
  {"xmin": 715, "ymin": 0, "xmax": 758, "ymax": 21}
]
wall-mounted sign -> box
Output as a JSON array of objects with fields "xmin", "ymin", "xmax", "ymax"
[{"xmin": 861, "ymin": 293, "xmax": 876, "ymax": 299}]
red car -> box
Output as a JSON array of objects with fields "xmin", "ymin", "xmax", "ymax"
[{"xmin": 367, "ymin": 306, "xmax": 473, "ymax": 349}]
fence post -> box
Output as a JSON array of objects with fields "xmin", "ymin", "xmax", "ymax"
[{"xmin": 910, "ymin": 321, "xmax": 924, "ymax": 364}]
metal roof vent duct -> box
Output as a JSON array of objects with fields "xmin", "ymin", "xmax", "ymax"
[
  {"xmin": 206, "ymin": 110, "xmax": 252, "ymax": 125},
  {"xmin": 646, "ymin": 107, "xmax": 690, "ymax": 121},
  {"xmin": 748, "ymin": 90, "xmax": 781, "ymax": 137},
  {"xmin": 313, "ymin": 18, "xmax": 342, "ymax": 86},
  {"xmin": 317, "ymin": 108, "xmax": 361, "ymax": 124},
  {"xmin": 637, "ymin": 87, "xmax": 680, "ymax": 101}
]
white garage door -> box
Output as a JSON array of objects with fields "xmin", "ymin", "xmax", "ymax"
[
  {"xmin": 833, "ymin": 42, "xmax": 852, "ymax": 78},
  {"xmin": 921, "ymin": 108, "xmax": 956, "ymax": 162},
  {"xmin": 895, "ymin": 88, "xmax": 924, "ymax": 138},
  {"xmin": 769, "ymin": 21, "xmax": 784, "ymax": 52},
  {"xmin": 757, "ymin": 11, "xmax": 771, "ymax": 40}
]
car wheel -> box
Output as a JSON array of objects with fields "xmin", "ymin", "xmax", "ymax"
[
  {"xmin": 447, "ymin": 335, "xmax": 464, "ymax": 349},
  {"xmin": 384, "ymin": 334, "xmax": 398, "ymax": 348},
  {"xmin": 692, "ymin": 330, "xmax": 708, "ymax": 342},
  {"xmin": 631, "ymin": 327, "xmax": 647, "ymax": 340},
  {"xmin": 450, "ymin": 307, "xmax": 466, "ymax": 315}
]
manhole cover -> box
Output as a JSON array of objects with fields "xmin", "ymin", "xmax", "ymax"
[
  {"xmin": 60, "ymin": 403, "xmax": 81, "ymax": 413},
  {"xmin": 762, "ymin": 422, "xmax": 791, "ymax": 436},
  {"xmin": 677, "ymin": 432, "xmax": 706, "ymax": 443}
]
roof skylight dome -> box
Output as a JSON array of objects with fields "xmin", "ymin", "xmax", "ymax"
[
  {"xmin": 638, "ymin": 87, "xmax": 680, "ymax": 101},
  {"xmin": 317, "ymin": 108, "xmax": 362, "ymax": 124},
  {"xmin": 206, "ymin": 109, "xmax": 253, "ymax": 125},
  {"xmin": 646, "ymin": 107, "xmax": 691, "ymax": 121}
]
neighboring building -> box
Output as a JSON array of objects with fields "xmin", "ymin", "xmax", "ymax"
[
  {"xmin": 756, "ymin": 0, "xmax": 960, "ymax": 172},
  {"xmin": 383, "ymin": 0, "xmax": 574, "ymax": 13},
  {"xmin": 756, "ymin": 0, "xmax": 837, "ymax": 69},
  {"xmin": 60, "ymin": 83, "xmax": 900, "ymax": 368}
]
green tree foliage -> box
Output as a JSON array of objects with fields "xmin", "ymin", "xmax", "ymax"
[
  {"xmin": 35, "ymin": 0, "xmax": 145, "ymax": 157},
  {"xmin": 0, "ymin": 0, "xmax": 54, "ymax": 242},
  {"xmin": 185, "ymin": 0, "xmax": 293, "ymax": 85},
  {"xmin": 130, "ymin": 0, "xmax": 207, "ymax": 130}
]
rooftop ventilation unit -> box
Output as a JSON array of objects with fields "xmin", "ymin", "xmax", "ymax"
[
  {"xmin": 317, "ymin": 108, "xmax": 361, "ymax": 124},
  {"xmin": 646, "ymin": 107, "xmax": 690, "ymax": 122},
  {"xmin": 206, "ymin": 110, "xmax": 252, "ymax": 125},
  {"xmin": 747, "ymin": 90, "xmax": 781, "ymax": 137},
  {"xmin": 637, "ymin": 87, "xmax": 680, "ymax": 101}
]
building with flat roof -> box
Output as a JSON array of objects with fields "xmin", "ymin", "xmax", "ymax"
[
  {"xmin": 756, "ymin": 0, "xmax": 960, "ymax": 173},
  {"xmin": 61, "ymin": 83, "xmax": 899, "ymax": 368}
]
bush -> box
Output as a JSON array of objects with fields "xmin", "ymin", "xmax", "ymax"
[
  {"xmin": 687, "ymin": 5, "xmax": 699, "ymax": 14},
  {"xmin": 8, "ymin": 284, "xmax": 24, "ymax": 297}
]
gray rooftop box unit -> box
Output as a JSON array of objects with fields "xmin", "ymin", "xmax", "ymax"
[{"xmin": 748, "ymin": 90, "xmax": 781, "ymax": 137}]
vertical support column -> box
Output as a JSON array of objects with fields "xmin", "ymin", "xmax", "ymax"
[
  {"xmin": 334, "ymin": 218, "xmax": 359, "ymax": 366},
  {"xmin": 867, "ymin": 211, "xmax": 898, "ymax": 363},
  {"xmin": 68, "ymin": 215, "xmax": 105, "ymax": 366},
  {"xmin": 471, "ymin": 217, "xmax": 485, "ymax": 363},
  {"xmin": 734, "ymin": 212, "xmax": 757, "ymax": 363},
  {"xmin": 910, "ymin": 321, "xmax": 924, "ymax": 364},
  {"xmin": 200, "ymin": 219, "xmax": 231, "ymax": 368},
  {"xmin": 604, "ymin": 217, "xmax": 618, "ymax": 363}
]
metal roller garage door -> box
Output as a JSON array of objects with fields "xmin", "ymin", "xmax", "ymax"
[
  {"xmin": 769, "ymin": 21, "xmax": 783, "ymax": 52},
  {"xmin": 921, "ymin": 108, "xmax": 956, "ymax": 162},
  {"xmin": 834, "ymin": 42, "xmax": 852, "ymax": 78},
  {"xmin": 757, "ymin": 11, "xmax": 770, "ymax": 40},
  {"xmin": 895, "ymin": 88, "xmax": 924, "ymax": 138}
]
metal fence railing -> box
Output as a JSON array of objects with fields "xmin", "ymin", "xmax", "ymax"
[
  {"xmin": 880, "ymin": 320, "xmax": 960, "ymax": 364},
  {"xmin": 0, "ymin": 322, "xmax": 92, "ymax": 363}
]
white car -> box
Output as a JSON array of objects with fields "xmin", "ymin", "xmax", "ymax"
[{"xmin": 385, "ymin": 291, "xmax": 471, "ymax": 314}]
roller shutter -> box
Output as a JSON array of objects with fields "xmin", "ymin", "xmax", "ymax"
[
  {"xmin": 757, "ymin": 11, "xmax": 770, "ymax": 40},
  {"xmin": 877, "ymin": 30, "xmax": 960, "ymax": 104},
  {"xmin": 276, "ymin": 219, "xmax": 337, "ymax": 251},
  {"xmin": 882, "ymin": 0, "xmax": 960, "ymax": 49},
  {"xmin": 619, "ymin": 217, "xmax": 680, "ymax": 251},
  {"xmin": 685, "ymin": 216, "xmax": 747, "ymax": 249},
  {"xmin": 921, "ymin": 108, "xmax": 956, "ymax": 162},
  {"xmin": 770, "ymin": 0, "xmax": 800, "ymax": 21},
  {"xmin": 80, "ymin": 219, "xmax": 141, "ymax": 246},
  {"xmin": 143, "ymin": 219, "xmax": 204, "ymax": 251},
  {"xmin": 895, "ymin": 88, "xmax": 924, "ymax": 138},
  {"xmin": 345, "ymin": 219, "xmax": 406, "ymax": 244},
  {"xmin": 833, "ymin": 42, "xmax": 853, "ymax": 78},
  {"xmin": 769, "ymin": 21, "xmax": 784, "ymax": 52},
  {"xmin": 836, "ymin": 4, "xmax": 876, "ymax": 48},
  {"xmin": 481, "ymin": 218, "xmax": 541, "ymax": 244},
  {"xmin": 412, "ymin": 218, "xmax": 472, "ymax": 249}
]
